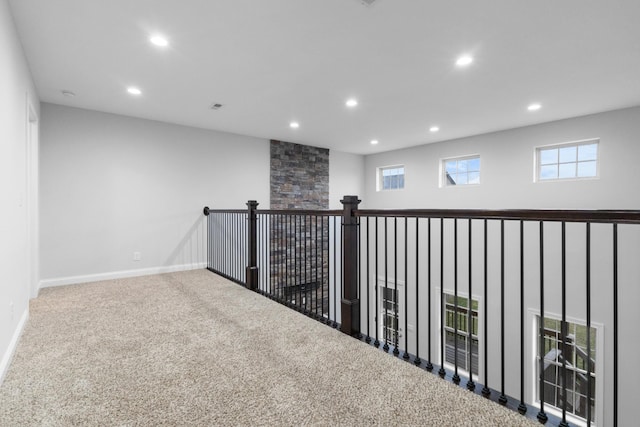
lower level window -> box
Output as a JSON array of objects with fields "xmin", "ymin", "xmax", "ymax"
[
  {"xmin": 444, "ymin": 293, "xmax": 479, "ymax": 375},
  {"xmin": 536, "ymin": 317, "xmax": 597, "ymax": 423},
  {"xmin": 381, "ymin": 286, "xmax": 400, "ymax": 345}
]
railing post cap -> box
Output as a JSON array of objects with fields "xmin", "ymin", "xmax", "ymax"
[
  {"xmin": 203, "ymin": 206, "xmax": 210, "ymax": 216},
  {"xmin": 340, "ymin": 195, "xmax": 361, "ymax": 205},
  {"xmin": 246, "ymin": 200, "xmax": 259, "ymax": 208}
]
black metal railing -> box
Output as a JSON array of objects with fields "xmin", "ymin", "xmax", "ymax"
[
  {"xmin": 205, "ymin": 203, "xmax": 344, "ymax": 327},
  {"xmin": 204, "ymin": 198, "xmax": 639, "ymax": 427},
  {"xmin": 203, "ymin": 206, "xmax": 248, "ymax": 284}
]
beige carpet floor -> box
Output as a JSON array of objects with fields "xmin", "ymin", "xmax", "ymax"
[{"xmin": 0, "ymin": 270, "xmax": 537, "ymax": 426}]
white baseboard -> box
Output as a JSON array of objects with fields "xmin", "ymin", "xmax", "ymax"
[
  {"xmin": 0, "ymin": 308, "xmax": 29, "ymax": 386},
  {"xmin": 38, "ymin": 262, "xmax": 207, "ymax": 289}
]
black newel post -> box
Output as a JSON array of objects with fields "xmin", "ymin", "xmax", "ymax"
[
  {"xmin": 340, "ymin": 195, "xmax": 361, "ymax": 336},
  {"xmin": 246, "ymin": 200, "xmax": 259, "ymax": 291}
]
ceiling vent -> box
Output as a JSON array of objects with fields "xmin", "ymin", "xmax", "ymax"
[
  {"xmin": 209, "ymin": 103, "xmax": 223, "ymax": 110},
  {"xmin": 359, "ymin": 0, "xmax": 378, "ymax": 6}
]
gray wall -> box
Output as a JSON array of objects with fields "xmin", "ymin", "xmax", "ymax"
[
  {"xmin": 361, "ymin": 106, "xmax": 640, "ymax": 426},
  {"xmin": 364, "ymin": 106, "xmax": 640, "ymax": 210},
  {"xmin": 329, "ymin": 150, "xmax": 365, "ymax": 209},
  {"xmin": 39, "ymin": 103, "xmax": 271, "ymax": 286},
  {"xmin": 0, "ymin": 0, "xmax": 40, "ymax": 383}
]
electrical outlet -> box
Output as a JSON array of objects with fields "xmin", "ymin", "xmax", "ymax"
[
  {"xmin": 9, "ymin": 301, "xmax": 14, "ymax": 320},
  {"xmin": 133, "ymin": 252, "xmax": 141, "ymax": 261}
]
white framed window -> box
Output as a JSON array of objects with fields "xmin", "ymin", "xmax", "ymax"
[
  {"xmin": 533, "ymin": 315, "xmax": 600, "ymax": 426},
  {"xmin": 443, "ymin": 293, "xmax": 479, "ymax": 375},
  {"xmin": 441, "ymin": 155, "xmax": 480, "ymax": 187},
  {"xmin": 377, "ymin": 165, "xmax": 405, "ymax": 191},
  {"xmin": 377, "ymin": 278, "xmax": 405, "ymax": 346},
  {"xmin": 536, "ymin": 139, "xmax": 599, "ymax": 182},
  {"xmin": 381, "ymin": 286, "xmax": 399, "ymax": 345}
]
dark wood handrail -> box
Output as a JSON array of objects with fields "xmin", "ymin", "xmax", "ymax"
[
  {"xmin": 204, "ymin": 206, "xmax": 640, "ymax": 223},
  {"xmin": 257, "ymin": 209, "xmax": 343, "ymax": 216},
  {"xmin": 204, "ymin": 209, "xmax": 247, "ymax": 214},
  {"xmin": 354, "ymin": 208, "xmax": 640, "ymax": 224}
]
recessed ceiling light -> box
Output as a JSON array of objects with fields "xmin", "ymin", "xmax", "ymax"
[
  {"xmin": 346, "ymin": 99, "xmax": 358, "ymax": 108},
  {"xmin": 370, "ymin": 139, "xmax": 379, "ymax": 145},
  {"xmin": 289, "ymin": 122, "xmax": 300, "ymax": 129},
  {"xmin": 429, "ymin": 126, "xmax": 440, "ymax": 132},
  {"xmin": 456, "ymin": 55, "xmax": 473, "ymax": 67},
  {"xmin": 127, "ymin": 87, "xmax": 142, "ymax": 95},
  {"xmin": 61, "ymin": 90, "xmax": 76, "ymax": 97},
  {"xmin": 150, "ymin": 35, "xmax": 169, "ymax": 47},
  {"xmin": 528, "ymin": 103, "xmax": 542, "ymax": 111}
]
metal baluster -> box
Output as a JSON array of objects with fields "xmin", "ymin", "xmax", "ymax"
[
  {"xmin": 374, "ymin": 217, "xmax": 380, "ymax": 348},
  {"xmin": 333, "ymin": 216, "xmax": 338, "ymax": 327},
  {"xmin": 394, "ymin": 217, "xmax": 400, "ymax": 356},
  {"xmin": 321, "ymin": 216, "xmax": 326, "ymax": 322},
  {"xmin": 613, "ymin": 223, "xmax": 618, "ymax": 427},
  {"xmin": 403, "ymin": 218, "xmax": 409, "ymax": 359},
  {"xmin": 358, "ymin": 216, "xmax": 362, "ymax": 337},
  {"xmin": 559, "ymin": 222, "xmax": 569, "ymax": 427},
  {"xmin": 304, "ymin": 215, "xmax": 308, "ymax": 313},
  {"xmin": 467, "ymin": 218, "xmax": 476, "ymax": 391},
  {"xmin": 482, "ymin": 219, "xmax": 491, "ymax": 398},
  {"xmin": 499, "ymin": 220, "xmax": 507, "ymax": 405},
  {"xmin": 295, "ymin": 215, "xmax": 300, "ymax": 310},
  {"xmin": 384, "ymin": 217, "xmax": 389, "ymax": 353},
  {"xmin": 235, "ymin": 213, "xmax": 238, "ymax": 281},
  {"xmin": 235, "ymin": 213, "xmax": 239, "ymax": 281},
  {"xmin": 366, "ymin": 217, "xmax": 371, "ymax": 343},
  {"xmin": 453, "ymin": 219, "xmax": 460, "ymax": 384},
  {"xmin": 586, "ymin": 222, "xmax": 592, "ymax": 426},
  {"xmin": 276, "ymin": 215, "xmax": 280, "ymax": 300},
  {"xmin": 225, "ymin": 213, "xmax": 229, "ymax": 277},
  {"xmin": 537, "ymin": 221, "xmax": 548, "ymax": 423},
  {"xmin": 287, "ymin": 214, "xmax": 291, "ymax": 307},
  {"xmin": 439, "ymin": 217, "xmax": 446, "ymax": 379},
  {"xmin": 427, "ymin": 218, "xmax": 433, "ymax": 371},
  {"xmin": 333, "ymin": 216, "xmax": 344, "ymax": 327},
  {"xmin": 315, "ymin": 215, "xmax": 319, "ymax": 318},
  {"xmin": 415, "ymin": 217, "xmax": 421, "ymax": 365},
  {"xmin": 518, "ymin": 220, "xmax": 527, "ymax": 414}
]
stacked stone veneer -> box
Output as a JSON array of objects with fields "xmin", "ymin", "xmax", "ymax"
[
  {"xmin": 270, "ymin": 140, "xmax": 330, "ymax": 316},
  {"xmin": 270, "ymin": 140, "xmax": 329, "ymax": 209}
]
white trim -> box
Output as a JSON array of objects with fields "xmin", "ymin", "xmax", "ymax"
[
  {"xmin": 528, "ymin": 309, "xmax": 604, "ymax": 427},
  {"xmin": 26, "ymin": 95, "xmax": 39, "ymax": 299},
  {"xmin": 0, "ymin": 308, "xmax": 29, "ymax": 386},
  {"xmin": 38, "ymin": 263, "xmax": 207, "ymax": 289}
]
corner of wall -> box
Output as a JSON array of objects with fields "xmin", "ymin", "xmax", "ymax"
[{"xmin": 0, "ymin": 307, "xmax": 29, "ymax": 386}]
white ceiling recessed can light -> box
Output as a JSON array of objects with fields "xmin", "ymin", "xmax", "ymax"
[
  {"xmin": 370, "ymin": 139, "xmax": 379, "ymax": 145},
  {"xmin": 61, "ymin": 90, "xmax": 76, "ymax": 97},
  {"xmin": 456, "ymin": 55, "xmax": 473, "ymax": 67},
  {"xmin": 346, "ymin": 99, "xmax": 358, "ymax": 108},
  {"xmin": 290, "ymin": 122, "xmax": 300, "ymax": 129},
  {"xmin": 429, "ymin": 126, "xmax": 439, "ymax": 132},
  {"xmin": 528, "ymin": 103, "xmax": 542, "ymax": 111},
  {"xmin": 150, "ymin": 35, "xmax": 169, "ymax": 47},
  {"xmin": 127, "ymin": 87, "xmax": 142, "ymax": 95}
]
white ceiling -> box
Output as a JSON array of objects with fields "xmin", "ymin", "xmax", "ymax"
[{"xmin": 9, "ymin": 0, "xmax": 640, "ymax": 154}]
